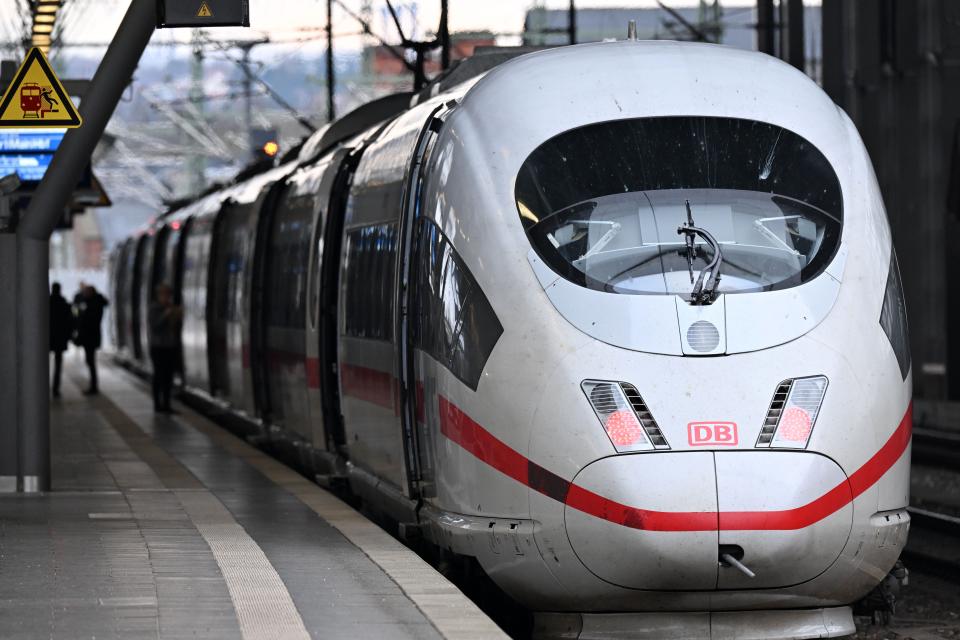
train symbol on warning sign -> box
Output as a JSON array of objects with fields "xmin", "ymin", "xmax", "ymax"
[{"xmin": 19, "ymin": 83, "xmax": 60, "ymax": 119}]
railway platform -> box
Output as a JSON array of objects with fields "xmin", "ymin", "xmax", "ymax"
[{"xmin": 0, "ymin": 358, "xmax": 506, "ymax": 640}]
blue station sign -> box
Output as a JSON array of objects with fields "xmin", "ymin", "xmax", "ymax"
[{"xmin": 0, "ymin": 127, "xmax": 65, "ymax": 182}]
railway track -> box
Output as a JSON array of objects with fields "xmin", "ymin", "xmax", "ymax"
[
  {"xmin": 902, "ymin": 507, "xmax": 960, "ymax": 584},
  {"xmin": 911, "ymin": 426, "xmax": 960, "ymax": 468}
]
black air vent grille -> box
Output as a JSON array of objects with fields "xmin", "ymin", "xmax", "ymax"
[
  {"xmin": 757, "ymin": 380, "xmax": 793, "ymax": 447},
  {"xmin": 621, "ymin": 383, "xmax": 670, "ymax": 450}
]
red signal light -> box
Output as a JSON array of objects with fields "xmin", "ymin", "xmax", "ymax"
[
  {"xmin": 778, "ymin": 406, "xmax": 812, "ymax": 442},
  {"xmin": 604, "ymin": 409, "xmax": 644, "ymax": 447},
  {"xmin": 171, "ymin": 221, "xmax": 181, "ymax": 230}
]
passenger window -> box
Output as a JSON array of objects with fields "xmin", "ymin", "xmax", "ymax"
[
  {"xmin": 342, "ymin": 224, "xmax": 398, "ymax": 340},
  {"xmin": 266, "ymin": 198, "xmax": 313, "ymax": 329},
  {"xmin": 412, "ymin": 219, "xmax": 502, "ymax": 390}
]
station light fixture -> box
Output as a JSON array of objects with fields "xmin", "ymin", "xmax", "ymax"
[
  {"xmin": 31, "ymin": 0, "xmax": 61, "ymax": 51},
  {"xmin": 251, "ymin": 128, "xmax": 280, "ymax": 161},
  {"xmin": 262, "ymin": 140, "xmax": 280, "ymax": 157}
]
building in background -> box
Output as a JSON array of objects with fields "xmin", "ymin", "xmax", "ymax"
[
  {"xmin": 523, "ymin": 5, "xmax": 823, "ymax": 82},
  {"xmin": 822, "ymin": 0, "xmax": 960, "ymax": 401},
  {"xmin": 363, "ymin": 30, "xmax": 496, "ymax": 91}
]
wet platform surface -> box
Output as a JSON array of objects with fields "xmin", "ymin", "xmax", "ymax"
[{"xmin": 0, "ymin": 358, "xmax": 505, "ymax": 640}]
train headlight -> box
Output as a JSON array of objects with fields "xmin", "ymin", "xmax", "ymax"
[
  {"xmin": 756, "ymin": 376, "xmax": 829, "ymax": 449},
  {"xmin": 581, "ymin": 380, "xmax": 670, "ymax": 452}
]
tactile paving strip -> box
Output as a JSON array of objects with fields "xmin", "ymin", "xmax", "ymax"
[
  {"xmin": 74, "ymin": 371, "xmax": 312, "ymax": 640},
  {"xmin": 176, "ymin": 491, "xmax": 310, "ymax": 640}
]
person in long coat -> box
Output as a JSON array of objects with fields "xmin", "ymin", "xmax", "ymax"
[
  {"xmin": 148, "ymin": 283, "xmax": 182, "ymax": 413},
  {"xmin": 74, "ymin": 285, "xmax": 108, "ymax": 395},
  {"xmin": 49, "ymin": 282, "xmax": 74, "ymax": 398}
]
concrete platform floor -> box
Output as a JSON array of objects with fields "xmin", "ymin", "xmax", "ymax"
[{"xmin": 0, "ymin": 357, "xmax": 506, "ymax": 640}]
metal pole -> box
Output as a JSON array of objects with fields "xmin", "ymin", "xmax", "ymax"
[
  {"xmin": 189, "ymin": 31, "xmax": 205, "ymax": 194},
  {"xmin": 786, "ymin": 0, "xmax": 805, "ymax": 71},
  {"xmin": 439, "ymin": 0, "xmax": 450, "ymax": 70},
  {"xmin": 326, "ymin": 0, "xmax": 336, "ymax": 123},
  {"xmin": 0, "ymin": 234, "xmax": 18, "ymax": 492},
  {"xmin": 242, "ymin": 44, "xmax": 253, "ymax": 160},
  {"xmin": 757, "ymin": 0, "xmax": 775, "ymax": 55},
  {"xmin": 17, "ymin": 0, "xmax": 156, "ymax": 493},
  {"xmin": 568, "ymin": 0, "xmax": 576, "ymax": 45}
]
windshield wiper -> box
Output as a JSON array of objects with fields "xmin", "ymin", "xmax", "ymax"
[{"xmin": 677, "ymin": 200, "xmax": 723, "ymax": 305}]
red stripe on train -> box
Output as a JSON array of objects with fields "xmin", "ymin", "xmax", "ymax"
[
  {"xmin": 438, "ymin": 396, "xmax": 912, "ymax": 532},
  {"xmin": 306, "ymin": 356, "xmax": 321, "ymax": 389},
  {"xmin": 340, "ymin": 362, "xmax": 396, "ymax": 411}
]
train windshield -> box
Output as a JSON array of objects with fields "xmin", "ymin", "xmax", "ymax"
[{"xmin": 515, "ymin": 117, "xmax": 843, "ymax": 296}]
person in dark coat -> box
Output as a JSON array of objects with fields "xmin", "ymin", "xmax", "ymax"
[
  {"xmin": 49, "ymin": 282, "xmax": 74, "ymax": 398},
  {"xmin": 148, "ymin": 283, "xmax": 182, "ymax": 413},
  {"xmin": 74, "ymin": 284, "xmax": 109, "ymax": 395}
]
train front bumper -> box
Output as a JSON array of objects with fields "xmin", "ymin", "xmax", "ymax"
[{"xmin": 563, "ymin": 450, "xmax": 853, "ymax": 591}]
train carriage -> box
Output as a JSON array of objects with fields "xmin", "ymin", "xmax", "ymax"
[{"xmin": 111, "ymin": 41, "xmax": 912, "ymax": 639}]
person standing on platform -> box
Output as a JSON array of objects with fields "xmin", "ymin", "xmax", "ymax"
[
  {"xmin": 49, "ymin": 282, "xmax": 74, "ymax": 398},
  {"xmin": 74, "ymin": 284, "xmax": 108, "ymax": 395},
  {"xmin": 148, "ymin": 283, "xmax": 182, "ymax": 413}
]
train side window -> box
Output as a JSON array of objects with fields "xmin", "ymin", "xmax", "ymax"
[
  {"xmin": 266, "ymin": 201, "xmax": 313, "ymax": 330},
  {"xmin": 412, "ymin": 219, "xmax": 502, "ymax": 391},
  {"xmin": 343, "ymin": 223, "xmax": 397, "ymax": 340}
]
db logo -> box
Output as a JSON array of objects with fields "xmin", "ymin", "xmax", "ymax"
[{"xmin": 687, "ymin": 422, "xmax": 739, "ymax": 446}]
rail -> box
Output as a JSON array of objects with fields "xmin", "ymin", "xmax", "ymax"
[{"xmin": 902, "ymin": 506, "xmax": 960, "ymax": 584}]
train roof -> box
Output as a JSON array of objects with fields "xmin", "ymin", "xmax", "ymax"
[{"xmin": 451, "ymin": 40, "xmax": 849, "ymax": 175}]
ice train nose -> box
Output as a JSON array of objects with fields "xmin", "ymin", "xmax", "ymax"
[{"xmin": 563, "ymin": 452, "xmax": 853, "ymax": 590}]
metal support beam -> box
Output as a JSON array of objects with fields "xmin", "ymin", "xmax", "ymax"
[
  {"xmin": 241, "ymin": 44, "xmax": 253, "ymax": 161},
  {"xmin": 0, "ymin": 234, "xmax": 18, "ymax": 492},
  {"xmin": 17, "ymin": 237, "xmax": 48, "ymax": 492},
  {"xmin": 326, "ymin": 0, "xmax": 335, "ymax": 122},
  {"xmin": 757, "ymin": 0, "xmax": 776, "ymax": 55},
  {"xmin": 786, "ymin": 0, "xmax": 805, "ymax": 71},
  {"xmin": 568, "ymin": 0, "xmax": 576, "ymax": 45},
  {"xmin": 439, "ymin": 0, "xmax": 450, "ymax": 70},
  {"xmin": 15, "ymin": 0, "xmax": 156, "ymax": 493}
]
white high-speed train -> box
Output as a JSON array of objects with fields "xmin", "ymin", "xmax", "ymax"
[{"xmin": 111, "ymin": 40, "xmax": 913, "ymax": 639}]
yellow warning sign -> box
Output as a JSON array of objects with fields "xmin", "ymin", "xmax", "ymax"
[
  {"xmin": 0, "ymin": 48, "xmax": 81, "ymax": 128},
  {"xmin": 197, "ymin": 1, "xmax": 213, "ymax": 17}
]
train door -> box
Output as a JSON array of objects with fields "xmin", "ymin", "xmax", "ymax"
[
  {"xmin": 180, "ymin": 208, "xmax": 217, "ymax": 392},
  {"xmin": 395, "ymin": 104, "xmax": 451, "ymax": 501},
  {"xmin": 315, "ymin": 148, "xmax": 359, "ymax": 455},
  {"xmin": 156, "ymin": 220, "xmax": 186, "ymax": 381},
  {"xmin": 258, "ymin": 177, "xmax": 314, "ymax": 438},
  {"xmin": 208, "ymin": 201, "xmax": 238, "ymax": 399},
  {"xmin": 337, "ymin": 103, "xmax": 450, "ymax": 512},
  {"xmin": 130, "ymin": 234, "xmax": 148, "ymax": 361},
  {"xmin": 260, "ymin": 154, "xmax": 343, "ymax": 450},
  {"xmin": 122, "ymin": 238, "xmax": 139, "ymax": 358},
  {"xmin": 137, "ymin": 233, "xmax": 157, "ymax": 367},
  {"xmin": 113, "ymin": 242, "xmax": 129, "ymax": 354}
]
